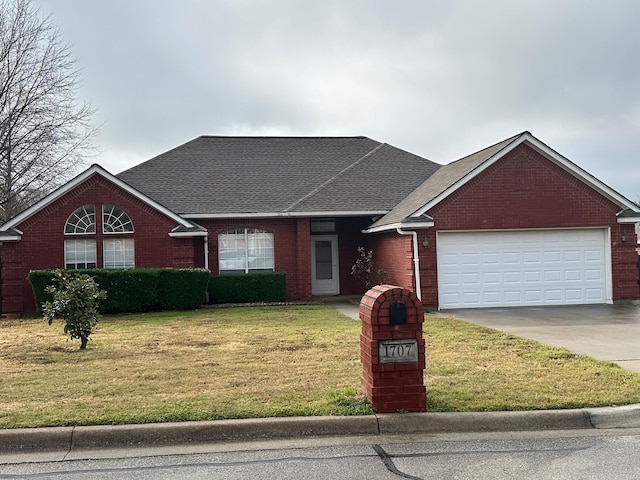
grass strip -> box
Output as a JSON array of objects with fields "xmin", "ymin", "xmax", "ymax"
[{"xmin": 1, "ymin": 306, "xmax": 640, "ymax": 428}]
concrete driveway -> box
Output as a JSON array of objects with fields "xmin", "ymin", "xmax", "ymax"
[{"xmin": 443, "ymin": 304, "xmax": 640, "ymax": 372}]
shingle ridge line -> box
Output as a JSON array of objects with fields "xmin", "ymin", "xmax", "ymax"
[
  {"xmin": 283, "ymin": 142, "xmax": 388, "ymax": 213},
  {"xmin": 198, "ymin": 135, "xmax": 369, "ymax": 140},
  {"xmin": 444, "ymin": 131, "xmax": 525, "ymax": 166}
]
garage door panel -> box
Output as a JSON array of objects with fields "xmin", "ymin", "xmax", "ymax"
[
  {"xmin": 544, "ymin": 270, "xmax": 562, "ymax": 282},
  {"xmin": 503, "ymin": 271, "xmax": 521, "ymax": 283},
  {"xmin": 523, "ymin": 252, "xmax": 540, "ymax": 263},
  {"xmin": 586, "ymin": 288, "xmax": 604, "ymax": 300},
  {"xmin": 437, "ymin": 229, "xmax": 609, "ymax": 309}
]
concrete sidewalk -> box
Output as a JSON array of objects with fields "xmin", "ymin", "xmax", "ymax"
[{"xmin": 3, "ymin": 404, "xmax": 640, "ymax": 461}]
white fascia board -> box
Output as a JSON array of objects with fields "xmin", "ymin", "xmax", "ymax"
[
  {"xmin": 411, "ymin": 132, "xmax": 639, "ymax": 218},
  {"xmin": 0, "ymin": 164, "xmax": 198, "ymax": 232},
  {"xmin": 617, "ymin": 215, "xmax": 640, "ymax": 224},
  {"xmin": 183, "ymin": 210, "xmax": 387, "ymax": 219},
  {"xmin": 363, "ymin": 221, "xmax": 434, "ymax": 234},
  {"xmin": 168, "ymin": 231, "xmax": 208, "ymax": 238},
  {"xmin": 0, "ymin": 233, "xmax": 22, "ymax": 241}
]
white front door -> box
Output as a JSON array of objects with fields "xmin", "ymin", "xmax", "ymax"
[{"xmin": 311, "ymin": 235, "xmax": 340, "ymax": 296}]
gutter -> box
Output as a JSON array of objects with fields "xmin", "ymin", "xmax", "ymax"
[{"xmin": 395, "ymin": 227, "xmax": 422, "ymax": 301}]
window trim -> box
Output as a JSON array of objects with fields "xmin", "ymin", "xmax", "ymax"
[
  {"xmin": 102, "ymin": 204, "xmax": 134, "ymax": 234},
  {"xmin": 218, "ymin": 228, "xmax": 274, "ymax": 274},
  {"xmin": 64, "ymin": 239, "xmax": 97, "ymax": 269},
  {"xmin": 103, "ymin": 237, "xmax": 135, "ymax": 269},
  {"xmin": 64, "ymin": 205, "xmax": 96, "ymax": 235}
]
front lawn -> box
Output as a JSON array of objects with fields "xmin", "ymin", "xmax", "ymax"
[{"xmin": 1, "ymin": 305, "xmax": 640, "ymax": 428}]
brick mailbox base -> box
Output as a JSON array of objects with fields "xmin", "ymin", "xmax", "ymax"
[{"xmin": 359, "ymin": 285, "xmax": 426, "ymax": 413}]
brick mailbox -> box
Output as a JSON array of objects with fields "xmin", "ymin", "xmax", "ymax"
[{"xmin": 359, "ymin": 285, "xmax": 426, "ymax": 413}]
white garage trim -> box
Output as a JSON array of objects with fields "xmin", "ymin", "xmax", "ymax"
[{"xmin": 437, "ymin": 228, "xmax": 612, "ymax": 309}]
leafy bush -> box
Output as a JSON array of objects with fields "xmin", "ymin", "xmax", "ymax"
[
  {"xmin": 158, "ymin": 268, "xmax": 211, "ymax": 310},
  {"xmin": 208, "ymin": 272, "xmax": 286, "ymax": 304},
  {"xmin": 29, "ymin": 268, "xmax": 210, "ymax": 314},
  {"xmin": 42, "ymin": 270, "xmax": 107, "ymax": 350},
  {"xmin": 91, "ymin": 269, "xmax": 159, "ymax": 313}
]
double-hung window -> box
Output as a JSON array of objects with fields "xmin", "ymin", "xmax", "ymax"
[{"xmin": 218, "ymin": 228, "xmax": 274, "ymax": 274}]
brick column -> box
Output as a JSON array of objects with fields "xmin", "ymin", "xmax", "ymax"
[{"xmin": 360, "ymin": 285, "xmax": 426, "ymax": 413}]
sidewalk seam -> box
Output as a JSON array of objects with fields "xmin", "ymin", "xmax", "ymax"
[{"xmin": 585, "ymin": 410, "xmax": 596, "ymax": 429}]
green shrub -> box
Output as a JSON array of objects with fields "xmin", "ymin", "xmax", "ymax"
[
  {"xmin": 28, "ymin": 270, "xmax": 56, "ymax": 314},
  {"xmin": 208, "ymin": 272, "xmax": 286, "ymax": 304},
  {"xmin": 158, "ymin": 268, "xmax": 211, "ymax": 310},
  {"xmin": 91, "ymin": 269, "xmax": 159, "ymax": 313},
  {"xmin": 29, "ymin": 268, "xmax": 210, "ymax": 314},
  {"xmin": 42, "ymin": 270, "xmax": 107, "ymax": 350}
]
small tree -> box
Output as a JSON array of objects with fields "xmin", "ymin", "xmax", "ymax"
[
  {"xmin": 42, "ymin": 270, "xmax": 106, "ymax": 350},
  {"xmin": 350, "ymin": 246, "xmax": 386, "ymax": 291}
]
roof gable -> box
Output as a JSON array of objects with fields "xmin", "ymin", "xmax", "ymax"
[
  {"xmin": 369, "ymin": 131, "xmax": 640, "ymax": 231},
  {"xmin": 0, "ymin": 164, "xmax": 201, "ymax": 238}
]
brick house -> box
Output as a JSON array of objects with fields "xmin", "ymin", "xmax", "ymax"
[{"xmin": 0, "ymin": 131, "xmax": 638, "ymax": 314}]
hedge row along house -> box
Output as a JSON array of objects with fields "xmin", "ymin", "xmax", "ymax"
[{"xmin": 0, "ymin": 131, "xmax": 639, "ymax": 315}]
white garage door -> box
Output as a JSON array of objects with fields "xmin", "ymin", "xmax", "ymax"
[{"xmin": 437, "ymin": 229, "xmax": 610, "ymax": 309}]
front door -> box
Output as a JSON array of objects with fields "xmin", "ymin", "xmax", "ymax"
[{"xmin": 311, "ymin": 235, "xmax": 339, "ymax": 296}]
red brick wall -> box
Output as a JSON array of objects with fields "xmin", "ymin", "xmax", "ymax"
[
  {"xmin": 419, "ymin": 144, "xmax": 639, "ymax": 306},
  {"xmin": 1, "ymin": 174, "xmax": 195, "ymax": 314},
  {"xmin": 369, "ymin": 232, "xmax": 414, "ymax": 291}
]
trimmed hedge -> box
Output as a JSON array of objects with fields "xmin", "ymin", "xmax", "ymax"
[
  {"xmin": 207, "ymin": 272, "xmax": 286, "ymax": 304},
  {"xmin": 28, "ymin": 268, "xmax": 210, "ymax": 314}
]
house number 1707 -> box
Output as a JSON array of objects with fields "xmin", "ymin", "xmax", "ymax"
[{"xmin": 378, "ymin": 339, "xmax": 419, "ymax": 364}]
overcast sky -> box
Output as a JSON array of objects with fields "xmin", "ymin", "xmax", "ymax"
[{"xmin": 33, "ymin": 0, "xmax": 640, "ymax": 201}]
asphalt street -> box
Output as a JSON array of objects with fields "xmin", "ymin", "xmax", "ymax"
[{"xmin": 4, "ymin": 429, "xmax": 640, "ymax": 479}]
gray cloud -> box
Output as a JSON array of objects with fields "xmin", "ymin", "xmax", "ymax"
[{"xmin": 35, "ymin": 0, "xmax": 640, "ymax": 200}]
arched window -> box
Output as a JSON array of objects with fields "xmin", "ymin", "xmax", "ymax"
[
  {"xmin": 102, "ymin": 205, "xmax": 134, "ymax": 269},
  {"xmin": 102, "ymin": 204, "xmax": 134, "ymax": 233},
  {"xmin": 218, "ymin": 228, "xmax": 274, "ymax": 274},
  {"xmin": 64, "ymin": 205, "xmax": 96, "ymax": 234},
  {"xmin": 63, "ymin": 204, "xmax": 134, "ymax": 270}
]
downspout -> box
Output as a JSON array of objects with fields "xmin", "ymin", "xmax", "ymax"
[
  {"xmin": 203, "ymin": 234, "xmax": 210, "ymax": 271},
  {"xmin": 203, "ymin": 234, "xmax": 210, "ymax": 304},
  {"xmin": 396, "ymin": 228, "xmax": 421, "ymax": 301}
]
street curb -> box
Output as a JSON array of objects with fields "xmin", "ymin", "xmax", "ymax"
[{"xmin": 2, "ymin": 405, "xmax": 640, "ymax": 455}]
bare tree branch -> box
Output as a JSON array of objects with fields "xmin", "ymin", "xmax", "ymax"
[{"xmin": 0, "ymin": 0, "xmax": 97, "ymax": 221}]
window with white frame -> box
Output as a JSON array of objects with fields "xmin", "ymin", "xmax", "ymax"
[
  {"xmin": 63, "ymin": 204, "xmax": 135, "ymax": 269},
  {"xmin": 65, "ymin": 239, "xmax": 97, "ymax": 269},
  {"xmin": 103, "ymin": 238, "xmax": 135, "ymax": 269},
  {"xmin": 65, "ymin": 205, "xmax": 96, "ymax": 234},
  {"xmin": 103, "ymin": 205, "xmax": 134, "ymax": 233},
  {"xmin": 218, "ymin": 228, "xmax": 274, "ymax": 274}
]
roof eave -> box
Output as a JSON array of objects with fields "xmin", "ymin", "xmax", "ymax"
[
  {"xmin": 183, "ymin": 210, "xmax": 388, "ymax": 219},
  {"xmin": 617, "ymin": 215, "xmax": 640, "ymax": 224},
  {"xmin": 363, "ymin": 220, "xmax": 434, "ymax": 234},
  {"xmin": 168, "ymin": 231, "xmax": 209, "ymax": 238}
]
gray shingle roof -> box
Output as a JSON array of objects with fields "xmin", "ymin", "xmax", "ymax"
[
  {"xmin": 117, "ymin": 136, "xmax": 441, "ymax": 216},
  {"xmin": 369, "ymin": 132, "xmax": 524, "ymax": 229}
]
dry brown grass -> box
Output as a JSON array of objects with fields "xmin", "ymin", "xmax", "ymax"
[
  {"xmin": 425, "ymin": 315, "xmax": 640, "ymax": 411},
  {"xmin": 2, "ymin": 306, "xmax": 640, "ymax": 428},
  {"xmin": 0, "ymin": 306, "xmax": 367, "ymax": 428}
]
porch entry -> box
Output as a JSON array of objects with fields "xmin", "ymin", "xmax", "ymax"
[{"xmin": 311, "ymin": 235, "xmax": 339, "ymax": 295}]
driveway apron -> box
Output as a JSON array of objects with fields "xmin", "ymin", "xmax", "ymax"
[{"xmin": 442, "ymin": 304, "xmax": 640, "ymax": 372}]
